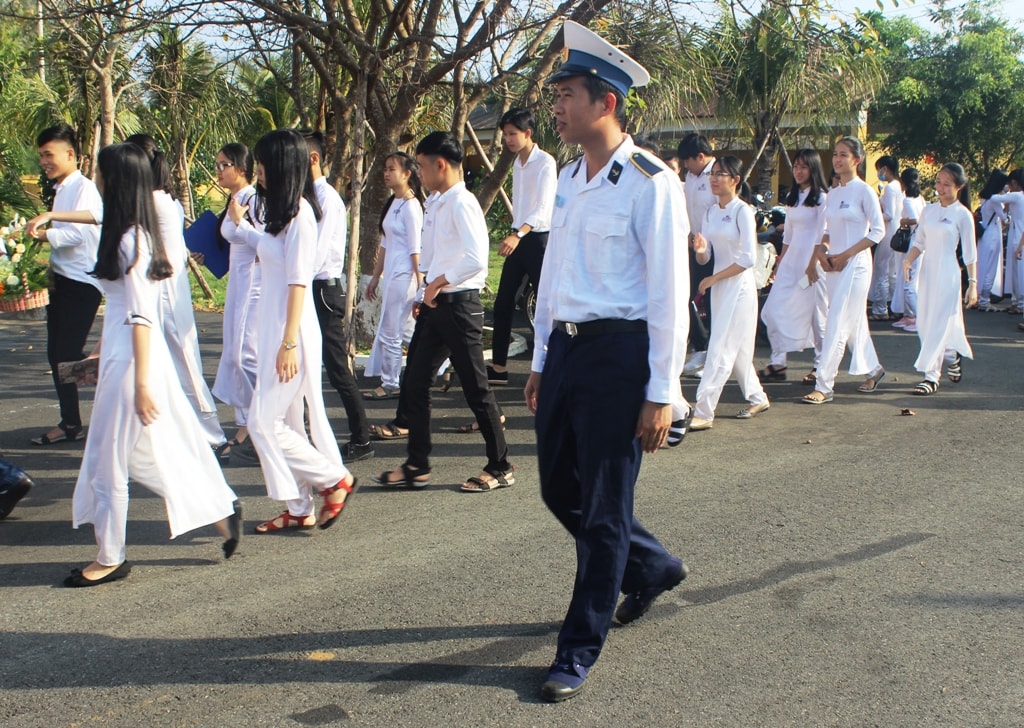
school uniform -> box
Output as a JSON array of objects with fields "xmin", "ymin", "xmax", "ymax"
[
  {"xmin": 366, "ymin": 195, "xmax": 423, "ymax": 390},
  {"xmin": 989, "ymin": 190, "xmax": 1024, "ymax": 307},
  {"xmin": 761, "ymin": 189, "xmax": 828, "ymax": 368},
  {"xmin": 72, "ymin": 229, "xmax": 237, "ymax": 566},
  {"xmin": 401, "ymin": 181, "xmax": 509, "ymax": 475},
  {"xmin": 212, "ymin": 186, "xmax": 261, "ymax": 427},
  {"xmin": 311, "ymin": 176, "xmax": 370, "ymax": 446},
  {"xmin": 684, "ymin": 159, "xmax": 717, "ymax": 350},
  {"xmin": 247, "ymin": 200, "xmax": 348, "ymax": 517},
  {"xmin": 870, "ymin": 178, "xmax": 904, "ymax": 315},
  {"xmin": 153, "ymin": 191, "xmax": 225, "ymax": 446},
  {"xmin": 912, "ymin": 202, "xmax": 976, "ymax": 382},
  {"xmin": 976, "ymin": 197, "xmax": 1006, "ymax": 307},
  {"xmin": 45, "ymin": 170, "xmax": 103, "ymax": 430},
  {"xmin": 815, "ymin": 178, "xmax": 884, "ymax": 396},
  {"xmin": 693, "ymin": 196, "xmax": 768, "ymax": 421}
]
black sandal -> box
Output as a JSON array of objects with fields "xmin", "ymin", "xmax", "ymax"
[
  {"xmin": 801, "ymin": 369, "xmax": 817, "ymax": 385},
  {"xmin": 369, "ymin": 421, "xmax": 408, "ymax": 440},
  {"xmin": 757, "ymin": 365, "xmax": 787, "ymax": 382},
  {"xmin": 460, "ymin": 466, "xmax": 516, "ymax": 492},
  {"xmin": 372, "ymin": 463, "xmax": 430, "ymax": 489},
  {"xmin": 947, "ymin": 355, "xmax": 962, "ymax": 383},
  {"xmin": 913, "ymin": 379, "xmax": 939, "ymax": 395},
  {"xmin": 31, "ymin": 423, "xmax": 83, "ymax": 446}
]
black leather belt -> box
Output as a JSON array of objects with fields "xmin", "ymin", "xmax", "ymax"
[
  {"xmin": 436, "ymin": 290, "xmax": 479, "ymax": 304},
  {"xmin": 554, "ymin": 319, "xmax": 647, "ymax": 337},
  {"xmin": 314, "ymin": 277, "xmax": 343, "ymax": 287}
]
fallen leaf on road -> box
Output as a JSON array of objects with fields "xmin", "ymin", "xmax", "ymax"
[{"xmin": 899, "ymin": 408, "xmax": 916, "ymax": 416}]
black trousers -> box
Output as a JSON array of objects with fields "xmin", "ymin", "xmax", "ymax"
[
  {"xmin": 312, "ymin": 279, "xmax": 369, "ymax": 444},
  {"xmin": 689, "ymin": 248, "xmax": 714, "ymax": 351},
  {"xmin": 46, "ymin": 273, "xmax": 102, "ymax": 428},
  {"xmin": 491, "ymin": 231, "xmax": 547, "ymax": 366},
  {"xmin": 402, "ymin": 293, "xmax": 509, "ymax": 473}
]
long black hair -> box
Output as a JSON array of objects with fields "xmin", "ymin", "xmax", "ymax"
[
  {"xmin": 214, "ymin": 142, "xmax": 257, "ymax": 250},
  {"xmin": 980, "ymin": 169, "xmax": 1009, "ymax": 200},
  {"xmin": 92, "ymin": 143, "xmax": 171, "ymax": 282},
  {"xmin": 124, "ymin": 133, "xmax": 175, "ymax": 199},
  {"xmin": 784, "ymin": 148, "xmax": 827, "ymax": 208},
  {"xmin": 940, "ymin": 162, "xmax": 971, "ymax": 209},
  {"xmin": 378, "ymin": 152, "xmax": 424, "ymax": 234},
  {"xmin": 900, "ymin": 168, "xmax": 921, "ymax": 199},
  {"xmin": 253, "ymin": 129, "xmax": 321, "ymax": 236}
]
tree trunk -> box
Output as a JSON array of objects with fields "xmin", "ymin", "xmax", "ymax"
[{"xmin": 98, "ymin": 69, "xmax": 116, "ymax": 149}]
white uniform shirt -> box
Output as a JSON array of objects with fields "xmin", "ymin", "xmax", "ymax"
[
  {"xmin": 381, "ymin": 196, "xmax": 423, "ymax": 277},
  {"xmin": 879, "ymin": 178, "xmax": 905, "ymax": 243},
  {"xmin": 684, "ymin": 158, "xmax": 716, "ymax": 236},
  {"xmin": 531, "ymin": 136, "xmax": 690, "ymax": 405},
  {"xmin": 312, "ymin": 177, "xmax": 347, "ymax": 280},
  {"xmin": 512, "ymin": 145, "xmax": 558, "ymax": 232},
  {"xmin": 703, "ymin": 196, "xmax": 757, "ymax": 273},
  {"xmin": 421, "ymin": 181, "xmax": 488, "ymax": 292},
  {"xmin": 825, "ymin": 178, "xmax": 885, "ymax": 255},
  {"xmin": 47, "ymin": 170, "xmax": 103, "ymax": 285}
]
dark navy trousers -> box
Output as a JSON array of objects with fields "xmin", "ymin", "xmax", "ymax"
[{"xmin": 536, "ymin": 328, "xmax": 677, "ymax": 667}]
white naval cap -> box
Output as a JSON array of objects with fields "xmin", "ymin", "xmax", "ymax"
[{"xmin": 546, "ymin": 19, "xmax": 651, "ymax": 96}]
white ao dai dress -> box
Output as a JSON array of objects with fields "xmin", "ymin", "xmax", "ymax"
[
  {"xmin": 760, "ymin": 188, "xmax": 828, "ymax": 368},
  {"xmin": 365, "ymin": 196, "xmax": 423, "ymax": 390},
  {"xmin": 693, "ymin": 197, "xmax": 768, "ymax": 421},
  {"xmin": 988, "ymin": 190, "xmax": 1024, "ymax": 306},
  {"xmin": 73, "ymin": 229, "xmax": 238, "ymax": 566},
  {"xmin": 911, "ymin": 202, "xmax": 976, "ymax": 382},
  {"xmin": 212, "ymin": 186, "xmax": 262, "ymax": 426},
  {"xmin": 815, "ymin": 178, "xmax": 884, "ymax": 396},
  {"xmin": 976, "ymin": 196, "xmax": 1006, "ymax": 305},
  {"xmin": 247, "ymin": 200, "xmax": 349, "ymax": 517},
  {"xmin": 154, "ymin": 191, "xmax": 225, "ymax": 446}
]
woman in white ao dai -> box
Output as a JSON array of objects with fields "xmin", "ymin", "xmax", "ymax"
[
  {"xmin": 689, "ymin": 156, "xmax": 769, "ymax": 430},
  {"xmin": 902, "ymin": 163, "xmax": 978, "ymax": 394},
  {"xmin": 759, "ymin": 148, "xmax": 829, "ymax": 383}
]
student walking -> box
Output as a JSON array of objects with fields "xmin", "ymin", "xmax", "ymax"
[
  {"xmin": 975, "ymin": 169, "xmax": 1009, "ymax": 311},
  {"xmin": 903, "ymin": 163, "xmax": 978, "ymax": 394},
  {"xmin": 364, "ymin": 152, "xmax": 424, "ymax": 399},
  {"xmin": 238, "ymin": 130, "xmax": 356, "ymax": 534},
  {"xmin": 68, "ymin": 143, "xmax": 240, "ymax": 587},
  {"xmin": 487, "ymin": 107, "xmax": 557, "ymax": 386},
  {"xmin": 891, "ymin": 168, "xmax": 927, "ymax": 332},
  {"xmin": 803, "ymin": 136, "xmax": 886, "ymax": 404},
  {"xmin": 689, "ymin": 156, "xmax": 769, "ymax": 431},
  {"xmin": 759, "ymin": 148, "xmax": 829, "ymax": 385},
  {"xmin": 869, "ymin": 155, "xmax": 903, "ymax": 319},
  {"xmin": 989, "ymin": 169, "xmax": 1024, "ymax": 314}
]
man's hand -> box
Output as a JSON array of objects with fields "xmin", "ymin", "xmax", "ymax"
[
  {"xmin": 636, "ymin": 401, "xmax": 671, "ymax": 453},
  {"xmin": 499, "ymin": 233, "xmax": 520, "ymax": 257},
  {"xmin": 524, "ymin": 372, "xmax": 541, "ymax": 415}
]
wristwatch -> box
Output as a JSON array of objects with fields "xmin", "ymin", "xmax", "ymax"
[
  {"xmin": 515, "ymin": 229, "xmax": 527, "ymax": 239},
  {"xmin": 281, "ymin": 340, "xmax": 297, "ymax": 350}
]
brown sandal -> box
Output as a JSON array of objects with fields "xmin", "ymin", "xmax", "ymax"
[{"xmin": 369, "ymin": 422, "xmax": 408, "ymax": 440}]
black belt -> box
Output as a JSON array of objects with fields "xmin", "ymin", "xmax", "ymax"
[
  {"xmin": 554, "ymin": 319, "xmax": 647, "ymax": 337},
  {"xmin": 314, "ymin": 277, "xmax": 343, "ymax": 287},
  {"xmin": 435, "ymin": 290, "xmax": 479, "ymax": 304}
]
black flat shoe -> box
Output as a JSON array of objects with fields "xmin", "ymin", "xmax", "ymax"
[
  {"xmin": 0, "ymin": 463, "xmax": 33, "ymax": 520},
  {"xmin": 223, "ymin": 501, "xmax": 243, "ymax": 559},
  {"xmin": 64, "ymin": 562, "xmax": 131, "ymax": 588}
]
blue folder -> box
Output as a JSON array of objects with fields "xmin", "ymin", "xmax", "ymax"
[{"xmin": 184, "ymin": 210, "xmax": 229, "ymax": 279}]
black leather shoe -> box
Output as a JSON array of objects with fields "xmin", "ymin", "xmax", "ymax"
[
  {"xmin": 615, "ymin": 557, "xmax": 688, "ymax": 624},
  {"xmin": 64, "ymin": 562, "xmax": 132, "ymax": 588},
  {"xmin": 223, "ymin": 500, "xmax": 243, "ymax": 559},
  {"xmin": 0, "ymin": 461, "xmax": 32, "ymax": 520},
  {"xmin": 342, "ymin": 441, "xmax": 375, "ymax": 462},
  {"xmin": 539, "ymin": 659, "xmax": 589, "ymax": 702}
]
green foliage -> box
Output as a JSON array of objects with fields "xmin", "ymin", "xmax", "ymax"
[{"xmin": 870, "ymin": 0, "xmax": 1024, "ymax": 181}]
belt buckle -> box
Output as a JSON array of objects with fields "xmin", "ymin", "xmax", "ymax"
[{"xmin": 564, "ymin": 322, "xmax": 578, "ymax": 337}]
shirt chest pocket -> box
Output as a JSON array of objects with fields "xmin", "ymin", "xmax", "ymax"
[{"xmin": 583, "ymin": 213, "xmax": 630, "ymax": 274}]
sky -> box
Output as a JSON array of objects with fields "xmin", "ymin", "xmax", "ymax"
[{"xmin": 827, "ymin": 0, "xmax": 1024, "ymax": 29}]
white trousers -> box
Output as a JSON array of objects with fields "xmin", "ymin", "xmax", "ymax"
[
  {"xmin": 817, "ymin": 261, "xmax": 881, "ymax": 395},
  {"xmin": 365, "ymin": 273, "xmax": 417, "ymax": 390},
  {"xmin": 869, "ymin": 243, "xmax": 895, "ymax": 314}
]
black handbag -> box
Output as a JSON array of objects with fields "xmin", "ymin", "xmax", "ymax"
[{"xmin": 890, "ymin": 226, "xmax": 912, "ymax": 253}]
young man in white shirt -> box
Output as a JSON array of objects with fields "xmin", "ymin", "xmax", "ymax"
[
  {"xmin": 678, "ymin": 133, "xmax": 717, "ymax": 367},
  {"xmin": 524, "ymin": 20, "xmax": 690, "ymax": 702},
  {"xmin": 373, "ymin": 131, "xmax": 513, "ymax": 492},
  {"xmin": 302, "ymin": 130, "xmax": 373, "ymax": 462},
  {"xmin": 870, "ymin": 154, "xmax": 903, "ymax": 319},
  {"xmin": 30, "ymin": 125, "xmax": 103, "ymax": 446},
  {"xmin": 487, "ymin": 107, "xmax": 557, "ymax": 386}
]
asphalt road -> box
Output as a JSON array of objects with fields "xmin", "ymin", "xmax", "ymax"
[{"xmin": 1, "ymin": 304, "xmax": 1022, "ymax": 727}]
